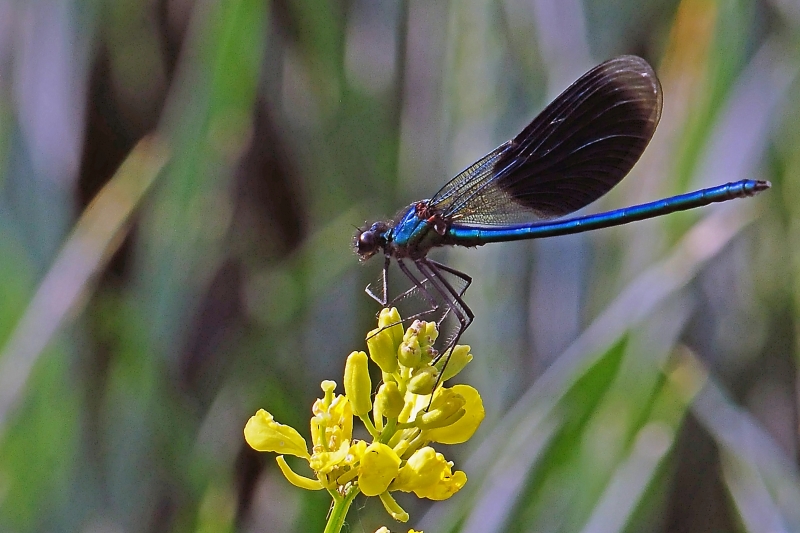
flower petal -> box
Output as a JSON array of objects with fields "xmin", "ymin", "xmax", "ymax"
[
  {"xmin": 310, "ymin": 440, "xmax": 350, "ymax": 474},
  {"xmin": 359, "ymin": 442, "xmax": 401, "ymax": 496},
  {"xmin": 390, "ymin": 446, "xmax": 467, "ymax": 500},
  {"xmin": 419, "ymin": 469, "xmax": 466, "ymax": 500},
  {"xmin": 378, "ymin": 491, "xmax": 409, "ymax": 522},
  {"xmin": 275, "ymin": 456, "xmax": 324, "ymax": 490},
  {"xmin": 244, "ymin": 409, "xmax": 309, "ymax": 458},
  {"xmin": 425, "ymin": 385, "xmax": 484, "ymax": 444}
]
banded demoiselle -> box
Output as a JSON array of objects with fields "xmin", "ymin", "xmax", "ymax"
[{"xmin": 355, "ymin": 55, "xmax": 769, "ymax": 352}]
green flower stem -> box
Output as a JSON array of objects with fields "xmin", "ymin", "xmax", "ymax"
[
  {"xmin": 379, "ymin": 418, "xmax": 397, "ymax": 444},
  {"xmin": 324, "ymin": 485, "xmax": 360, "ymax": 533},
  {"xmin": 359, "ymin": 413, "xmax": 380, "ymax": 439}
]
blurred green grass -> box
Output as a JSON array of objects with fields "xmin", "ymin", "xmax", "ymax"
[{"xmin": 0, "ymin": 0, "xmax": 797, "ymax": 532}]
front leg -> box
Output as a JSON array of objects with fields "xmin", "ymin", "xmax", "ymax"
[
  {"xmin": 365, "ymin": 254, "xmax": 391, "ymax": 306},
  {"xmin": 365, "ymin": 257, "xmax": 444, "ymax": 342}
]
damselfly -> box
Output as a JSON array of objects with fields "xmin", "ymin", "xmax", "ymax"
[{"xmin": 355, "ymin": 55, "xmax": 769, "ymax": 354}]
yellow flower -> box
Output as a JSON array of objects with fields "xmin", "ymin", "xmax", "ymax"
[
  {"xmin": 244, "ymin": 309, "xmax": 484, "ymax": 526},
  {"xmin": 391, "ymin": 446, "xmax": 467, "ymax": 500},
  {"xmin": 425, "ymin": 384, "xmax": 485, "ymax": 444},
  {"xmin": 311, "ymin": 381, "xmax": 353, "ymax": 452}
]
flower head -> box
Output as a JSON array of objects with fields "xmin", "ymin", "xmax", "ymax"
[{"xmin": 244, "ymin": 308, "xmax": 485, "ymax": 525}]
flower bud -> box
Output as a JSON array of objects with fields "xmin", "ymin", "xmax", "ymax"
[
  {"xmin": 403, "ymin": 320, "xmax": 422, "ymax": 342},
  {"xmin": 420, "ymin": 345, "xmax": 437, "ymax": 365},
  {"xmin": 375, "ymin": 381, "xmax": 404, "ymax": 419},
  {"xmin": 398, "ymin": 338, "xmax": 422, "ymax": 368},
  {"xmin": 418, "ymin": 321, "xmax": 439, "ymax": 347},
  {"xmin": 367, "ymin": 327, "xmax": 399, "ymax": 374},
  {"xmin": 407, "ymin": 366, "xmax": 438, "ymax": 395},
  {"xmin": 377, "ymin": 307, "xmax": 404, "ymax": 348},
  {"xmin": 434, "ymin": 345, "xmax": 473, "ymax": 381},
  {"xmin": 344, "ymin": 351, "xmax": 372, "ymax": 416}
]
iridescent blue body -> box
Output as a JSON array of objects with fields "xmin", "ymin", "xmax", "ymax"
[{"xmin": 355, "ymin": 56, "xmax": 770, "ymax": 354}]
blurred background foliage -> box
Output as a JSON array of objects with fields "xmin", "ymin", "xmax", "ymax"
[{"xmin": 0, "ymin": 0, "xmax": 797, "ymax": 531}]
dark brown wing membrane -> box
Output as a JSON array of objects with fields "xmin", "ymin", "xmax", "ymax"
[{"xmin": 428, "ymin": 56, "xmax": 662, "ymax": 225}]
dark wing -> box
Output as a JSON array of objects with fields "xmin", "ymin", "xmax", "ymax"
[{"xmin": 428, "ymin": 55, "xmax": 662, "ymax": 225}]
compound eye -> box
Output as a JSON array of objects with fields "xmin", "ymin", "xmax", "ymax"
[{"xmin": 358, "ymin": 231, "xmax": 377, "ymax": 253}]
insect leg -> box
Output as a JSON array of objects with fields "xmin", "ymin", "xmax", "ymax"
[
  {"xmin": 365, "ymin": 258, "xmax": 445, "ymax": 342},
  {"xmin": 426, "ymin": 259, "xmax": 473, "ymax": 300},
  {"xmin": 365, "ymin": 255, "xmax": 391, "ymax": 306},
  {"xmin": 415, "ymin": 259, "xmax": 475, "ymax": 396}
]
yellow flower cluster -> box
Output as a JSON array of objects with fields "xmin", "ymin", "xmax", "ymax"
[{"xmin": 244, "ymin": 308, "xmax": 484, "ymax": 523}]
